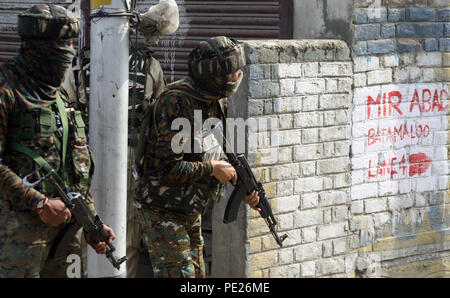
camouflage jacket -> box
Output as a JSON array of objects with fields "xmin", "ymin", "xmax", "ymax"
[
  {"xmin": 0, "ymin": 58, "xmax": 95, "ymax": 212},
  {"xmin": 137, "ymin": 77, "xmax": 226, "ymax": 216},
  {"xmin": 64, "ymin": 47, "xmax": 166, "ymax": 143},
  {"xmin": 143, "ymin": 55, "xmax": 165, "ymax": 102}
]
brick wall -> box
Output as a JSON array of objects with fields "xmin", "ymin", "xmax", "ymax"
[
  {"xmin": 212, "ymin": 0, "xmax": 449, "ymax": 278},
  {"xmin": 245, "ymin": 40, "xmax": 353, "ymax": 278},
  {"xmin": 350, "ymin": 0, "xmax": 449, "ymax": 278},
  {"xmin": 354, "ymin": 4, "xmax": 449, "ymax": 55},
  {"xmin": 212, "ymin": 40, "xmax": 355, "ymax": 278}
]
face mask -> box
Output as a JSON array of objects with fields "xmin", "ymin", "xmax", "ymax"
[
  {"xmin": 211, "ymin": 70, "xmax": 243, "ymax": 98},
  {"xmin": 222, "ymin": 70, "xmax": 243, "ymax": 97},
  {"xmin": 19, "ymin": 39, "xmax": 75, "ymax": 88},
  {"xmin": 193, "ymin": 70, "xmax": 243, "ymax": 99}
]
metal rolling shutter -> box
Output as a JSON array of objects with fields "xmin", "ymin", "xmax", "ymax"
[
  {"xmin": 0, "ymin": 0, "xmax": 293, "ymax": 80},
  {"xmin": 0, "ymin": 1, "xmax": 27, "ymax": 62},
  {"xmin": 0, "ymin": 33, "xmax": 18, "ymax": 62},
  {"xmin": 136, "ymin": 0, "xmax": 292, "ymax": 83}
]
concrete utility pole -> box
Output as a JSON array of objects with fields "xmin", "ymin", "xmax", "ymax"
[{"xmin": 87, "ymin": 0, "xmax": 130, "ymax": 278}]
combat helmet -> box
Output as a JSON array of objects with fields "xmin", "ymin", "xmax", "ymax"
[
  {"xmin": 188, "ymin": 36, "xmax": 246, "ymax": 97},
  {"xmin": 17, "ymin": 4, "xmax": 79, "ymax": 40}
]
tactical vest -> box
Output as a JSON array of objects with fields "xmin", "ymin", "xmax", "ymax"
[
  {"xmin": 71, "ymin": 46, "xmax": 165, "ymax": 141},
  {"xmin": 133, "ymin": 81, "xmax": 227, "ymax": 216},
  {"xmin": 5, "ymin": 89, "xmax": 93, "ymax": 202}
]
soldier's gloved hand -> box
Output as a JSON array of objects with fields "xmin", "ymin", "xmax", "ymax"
[
  {"xmin": 38, "ymin": 198, "xmax": 71, "ymax": 227},
  {"xmin": 243, "ymin": 190, "xmax": 261, "ymax": 211},
  {"xmin": 211, "ymin": 160, "xmax": 237, "ymax": 185},
  {"xmin": 84, "ymin": 225, "xmax": 116, "ymax": 254}
]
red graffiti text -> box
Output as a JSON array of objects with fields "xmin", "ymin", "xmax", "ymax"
[
  {"xmin": 367, "ymin": 88, "xmax": 448, "ymax": 119},
  {"xmin": 368, "ymin": 153, "xmax": 432, "ymax": 179},
  {"xmin": 367, "ymin": 122, "xmax": 430, "ymax": 146}
]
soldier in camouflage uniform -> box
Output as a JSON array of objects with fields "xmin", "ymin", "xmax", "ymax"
[
  {"xmin": 127, "ymin": 49, "xmax": 166, "ymax": 278},
  {"xmin": 0, "ymin": 4, "xmax": 115, "ymax": 278},
  {"xmin": 126, "ymin": 6, "xmax": 175, "ymax": 277},
  {"xmin": 134, "ymin": 36, "xmax": 260, "ymax": 278}
]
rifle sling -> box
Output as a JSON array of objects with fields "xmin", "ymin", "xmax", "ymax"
[
  {"xmin": 48, "ymin": 220, "xmax": 82, "ymax": 259},
  {"xmin": 55, "ymin": 93, "xmax": 69, "ymax": 183},
  {"xmin": 8, "ymin": 141, "xmax": 67, "ymax": 187}
]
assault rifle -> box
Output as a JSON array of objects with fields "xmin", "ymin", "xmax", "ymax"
[
  {"xmin": 223, "ymin": 150, "xmax": 288, "ymax": 247},
  {"xmin": 23, "ymin": 166, "xmax": 127, "ymax": 270}
]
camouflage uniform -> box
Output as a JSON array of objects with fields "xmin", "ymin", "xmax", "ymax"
[
  {"xmin": 0, "ymin": 4, "xmax": 94, "ymax": 278},
  {"xmin": 126, "ymin": 50, "xmax": 166, "ymax": 278},
  {"xmin": 134, "ymin": 36, "xmax": 246, "ymax": 278}
]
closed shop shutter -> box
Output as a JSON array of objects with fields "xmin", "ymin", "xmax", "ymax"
[
  {"xmin": 136, "ymin": 0, "xmax": 292, "ymax": 82},
  {"xmin": 0, "ymin": 0, "xmax": 292, "ymax": 81},
  {"xmin": 0, "ymin": 1, "xmax": 27, "ymax": 62}
]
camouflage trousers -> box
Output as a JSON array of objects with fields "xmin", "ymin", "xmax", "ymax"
[
  {"xmin": 40, "ymin": 230, "xmax": 84, "ymax": 278},
  {"xmin": 137, "ymin": 206, "xmax": 205, "ymax": 278},
  {"xmin": 126, "ymin": 193, "xmax": 143, "ymax": 278},
  {"xmin": 0, "ymin": 199, "xmax": 83, "ymax": 278}
]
